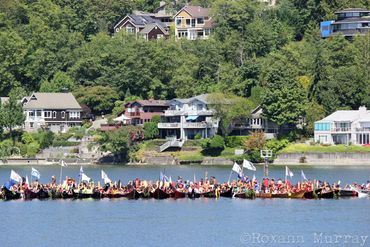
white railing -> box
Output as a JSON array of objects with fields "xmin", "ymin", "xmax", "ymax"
[
  {"xmin": 331, "ymin": 127, "xmax": 351, "ymax": 132},
  {"xmin": 164, "ymin": 110, "xmax": 184, "ymax": 116},
  {"xmin": 356, "ymin": 128, "xmax": 370, "ymax": 132},
  {"xmin": 183, "ymin": 122, "xmax": 208, "ymax": 128},
  {"xmin": 158, "ymin": 123, "xmax": 181, "ymax": 128}
]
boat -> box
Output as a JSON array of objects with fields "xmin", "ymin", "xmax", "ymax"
[
  {"xmin": 2, "ymin": 188, "xmax": 21, "ymax": 200},
  {"xmin": 62, "ymin": 190, "xmax": 75, "ymax": 199},
  {"xmin": 338, "ymin": 189, "xmax": 358, "ymax": 197},
  {"xmin": 188, "ymin": 189, "xmax": 200, "ymax": 199},
  {"xmin": 171, "ymin": 190, "xmax": 186, "ymax": 199},
  {"xmin": 74, "ymin": 189, "xmax": 93, "ymax": 199},
  {"xmin": 122, "ymin": 189, "xmax": 138, "ymax": 199},
  {"xmin": 39, "ymin": 188, "xmax": 50, "ymax": 199},
  {"xmin": 317, "ymin": 189, "xmax": 335, "ymax": 199},
  {"xmin": 271, "ymin": 191, "xmax": 305, "ymax": 199},
  {"xmin": 203, "ymin": 190, "xmax": 217, "ymax": 198},
  {"xmin": 106, "ymin": 191, "xmax": 124, "ymax": 198},
  {"xmin": 233, "ymin": 190, "xmax": 255, "ymax": 199},
  {"xmin": 220, "ymin": 188, "xmax": 233, "ymax": 198},
  {"xmin": 23, "ymin": 189, "xmax": 40, "ymax": 199},
  {"xmin": 256, "ymin": 192, "xmax": 272, "ymax": 198},
  {"xmin": 50, "ymin": 188, "xmax": 63, "ymax": 199},
  {"xmin": 151, "ymin": 188, "xmax": 170, "ymax": 199},
  {"xmin": 92, "ymin": 189, "xmax": 102, "ymax": 199}
]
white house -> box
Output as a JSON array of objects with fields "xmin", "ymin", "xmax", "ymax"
[
  {"xmin": 158, "ymin": 94, "xmax": 219, "ymax": 141},
  {"xmin": 314, "ymin": 106, "xmax": 370, "ymax": 145},
  {"xmin": 23, "ymin": 93, "xmax": 83, "ymax": 133}
]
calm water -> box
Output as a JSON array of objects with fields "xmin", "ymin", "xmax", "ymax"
[{"xmin": 1, "ymin": 165, "xmax": 370, "ymax": 247}]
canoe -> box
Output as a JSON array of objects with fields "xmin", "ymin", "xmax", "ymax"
[
  {"xmin": 151, "ymin": 188, "xmax": 170, "ymax": 199},
  {"xmin": 203, "ymin": 190, "xmax": 217, "ymax": 198},
  {"xmin": 136, "ymin": 188, "xmax": 151, "ymax": 199},
  {"xmin": 39, "ymin": 189, "xmax": 50, "ymax": 199},
  {"xmin": 92, "ymin": 190, "xmax": 102, "ymax": 199},
  {"xmin": 24, "ymin": 189, "xmax": 40, "ymax": 199},
  {"xmin": 256, "ymin": 192, "xmax": 272, "ymax": 198},
  {"xmin": 50, "ymin": 189, "xmax": 63, "ymax": 199},
  {"xmin": 171, "ymin": 190, "xmax": 186, "ymax": 199},
  {"xmin": 317, "ymin": 190, "xmax": 334, "ymax": 199},
  {"xmin": 75, "ymin": 190, "xmax": 93, "ymax": 199},
  {"xmin": 187, "ymin": 190, "xmax": 200, "ymax": 199},
  {"xmin": 234, "ymin": 190, "xmax": 255, "ymax": 199},
  {"xmin": 220, "ymin": 188, "xmax": 233, "ymax": 198},
  {"xmin": 271, "ymin": 191, "xmax": 305, "ymax": 199},
  {"xmin": 62, "ymin": 190, "xmax": 75, "ymax": 199},
  {"xmin": 304, "ymin": 189, "xmax": 322, "ymax": 199},
  {"xmin": 3, "ymin": 189, "xmax": 21, "ymax": 200},
  {"xmin": 106, "ymin": 191, "xmax": 124, "ymax": 198},
  {"xmin": 122, "ymin": 189, "xmax": 137, "ymax": 199},
  {"xmin": 338, "ymin": 189, "xmax": 358, "ymax": 197}
]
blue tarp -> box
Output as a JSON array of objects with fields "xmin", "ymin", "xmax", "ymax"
[{"xmin": 186, "ymin": 115, "xmax": 198, "ymax": 121}]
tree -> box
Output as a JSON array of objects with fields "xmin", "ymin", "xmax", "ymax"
[
  {"xmin": 40, "ymin": 71, "xmax": 75, "ymax": 92},
  {"xmin": 304, "ymin": 101, "xmax": 326, "ymax": 135},
  {"xmin": 207, "ymin": 93, "xmax": 254, "ymax": 136},
  {"xmin": 0, "ymin": 97, "xmax": 26, "ymax": 144},
  {"xmin": 74, "ymin": 86, "xmax": 119, "ymax": 114},
  {"xmin": 143, "ymin": 115, "xmax": 160, "ymax": 140},
  {"xmin": 261, "ymin": 59, "xmax": 306, "ymax": 127},
  {"xmin": 201, "ymin": 135, "xmax": 225, "ymax": 156},
  {"xmin": 242, "ymin": 131, "xmax": 265, "ymax": 151}
]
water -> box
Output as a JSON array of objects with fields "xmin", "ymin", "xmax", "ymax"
[{"xmin": 1, "ymin": 165, "xmax": 370, "ymax": 247}]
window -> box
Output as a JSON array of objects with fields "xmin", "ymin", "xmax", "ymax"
[
  {"xmin": 69, "ymin": 111, "xmax": 81, "ymax": 119},
  {"xmin": 197, "ymin": 18, "xmax": 204, "ymax": 25},
  {"xmin": 176, "ymin": 17, "xmax": 183, "ymax": 26},
  {"xmin": 191, "ymin": 19, "xmax": 196, "ymax": 27},
  {"xmin": 186, "ymin": 19, "xmax": 191, "ymax": 26},
  {"xmin": 30, "ymin": 122, "xmax": 34, "ymax": 128},
  {"xmin": 61, "ymin": 111, "xmax": 65, "ymax": 119},
  {"xmin": 204, "ymin": 29, "xmax": 211, "ymax": 36},
  {"xmin": 126, "ymin": 26, "xmax": 134, "ymax": 33},
  {"xmin": 53, "ymin": 111, "xmax": 57, "ymax": 118},
  {"xmin": 29, "ymin": 111, "xmax": 35, "ymax": 117},
  {"xmin": 178, "ymin": 31, "xmax": 188, "ymax": 38},
  {"xmin": 44, "ymin": 111, "xmax": 52, "ymax": 118},
  {"xmin": 36, "ymin": 110, "xmax": 42, "ymax": 117},
  {"xmin": 157, "ymin": 34, "xmax": 164, "ymax": 39}
]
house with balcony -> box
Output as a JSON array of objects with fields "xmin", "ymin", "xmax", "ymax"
[
  {"xmin": 121, "ymin": 100, "xmax": 169, "ymax": 125},
  {"xmin": 320, "ymin": 8, "xmax": 370, "ymax": 38},
  {"xmin": 174, "ymin": 5, "xmax": 214, "ymax": 40},
  {"xmin": 314, "ymin": 106, "xmax": 370, "ymax": 145},
  {"xmin": 230, "ymin": 106, "xmax": 280, "ymax": 138},
  {"xmin": 158, "ymin": 94, "xmax": 219, "ymax": 145},
  {"xmin": 22, "ymin": 93, "xmax": 83, "ymax": 133}
]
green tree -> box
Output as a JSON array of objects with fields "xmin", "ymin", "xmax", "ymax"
[
  {"xmin": 143, "ymin": 115, "xmax": 160, "ymax": 140},
  {"xmin": 40, "ymin": 71, "xmax": 75, "ymax": 92},
  {"xmin": 201, "ymin": 135, "xmax": 225, "ymax": 156},
  {"xmin": 0, "ymin": 97, "xmax": 26, "ymax": 144},
  {"xmin": 74, "ymin": 86, "xmax": 119, "ymax": 114}
]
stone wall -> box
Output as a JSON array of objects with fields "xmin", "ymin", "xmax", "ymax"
[{"xmin": 274, "ymin": 152, "xmax": 370, "ymax": 165}]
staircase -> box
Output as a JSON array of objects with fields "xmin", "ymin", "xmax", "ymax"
[{"xmin": 160, "ymin": 139, "xmax": 185, "ymax": 152}]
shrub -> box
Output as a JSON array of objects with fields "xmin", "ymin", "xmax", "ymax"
[
  {"xmin": 264, "ymin": 138, "xmax": 290, "ymax": 155},
  {"xmin": 21, "ymin": 132, "xmax": 34, "ymax": 144},
  {"xmin": 242, "ymin": 132, "xmax": 266, "ymax": 151},
  {"xmin": 194, "ymin": 133, "xmax": 202, "ymax": 140},
  {"xmin": 26, "ymin": 142, "xmax": 40, "ymax": 157},
  {"xmin": 32, "ymin": 131, "xmax": 55, "ymax": 149},
  {"xmin": 225, "ymin": 136, "xmax": 248, "ymax": 148},
  {"xmin": 201, "ymin": 135, "xmax": 225, "ymax": 156}
]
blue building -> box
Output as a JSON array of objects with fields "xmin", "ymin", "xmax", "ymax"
[{"xmin": 320, "ymin": 8, "xmax": 370, "ymax": 38}]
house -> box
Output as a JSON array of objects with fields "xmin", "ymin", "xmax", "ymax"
[
  {"xmin": 158, "ymin": 94, "xmax": 219, "ymax": 140},
  {"xmin": 22, "ymin": 93, "xmax": 83, "ymax": 133},
  {"xmin": 230, "ymin": 105, "xmax": 280, "ymax": 138},
  {"xmin": 174, "ymin": 5, "xmax": 214, "ymax": 40},
  {"xmin": 320, "ymin": 8, "xmax": 370, "ymax": 38},
  {"xmin": 121, "ymin": 100, "xmax": 169, "ymax": 125},
  {"xmin": 113, "ymin": 11, "xmax": 170, "ymax": 40},
  {"xmin": 314, "ymin": 106, "xmax": 370, "ymax": 145}
]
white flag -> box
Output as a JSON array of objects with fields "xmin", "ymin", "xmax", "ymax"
[
  {"xmin": 242, "ymin": 159, "xmax": 256, "ymax": 171},
  {"xmin": 31, "ymin": 167, "xmax": 40, "ymax": 179},
  {"xmin": 79, "ymin": 166, "xmax": 84, "ymax": 176},
  {"xmin": 101, "ymin": 170, "xmax": 111, "ymax": 184},
  {"xmin": 232, "ymin": 162, "xmax": 242, "ymax": 176},
  {"xmin": 26, "ymin": 175, "xmax": 29, "ymax": 185},
  {"xmin": 301, "ymin": 170, "xmax": 307, "ymax": 181},
  {"xmin": 10, "ymin": 170, "xmax": 22, "ymax": 183},
  {"xmin": 286, "ymin": 166, "xmax": 294, "ymax": 178},
  {"xmin": 61, "ymin": 160, "xmax": 68, "ymax": 167},
  {"xmin": 81, "ymin": 173, "xmax": 91, "ymax": 182}
]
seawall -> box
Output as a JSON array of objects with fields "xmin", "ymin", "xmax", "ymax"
[{"xmin": 274, "ymin": 152, "xmax": 370, "ymax": 165}]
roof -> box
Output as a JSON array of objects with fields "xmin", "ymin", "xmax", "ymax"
[
  {"xmin": 317, "ymin": 107, "xmax": 370, "ymax": 122},
  {"xmin": 171, "ymin": 94, "xmax": 210, "ymax": 104},
  {"xmin": 204, "ymin": 19, "xmax": 215, "ymax": 29},
  {"xmin": 114, "ymin": 14, "xmax": 166, "ymax": 30},
  {"xmin": 126, "ymin": 99, "xmax": 168, "ymax": 107},
  {"xmin": 175, "ymin": 6, "xmax": 210, "ymax": 18},
  {"xmin": 23, "ymin": 93, "xmax": 82, "ymax": 110},
  {"xmin": 139, "ymin": 23, "xmax": 169, "ymax": 35},
  {"xmin": 335, "ymin": 8, "xmax": 370, "ymax": 14},
  {"xmin": 333, "ymin": 17, "xmax": 370, "ymax": 23}
]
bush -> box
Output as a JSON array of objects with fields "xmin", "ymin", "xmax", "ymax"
[
  {"xmin": 31, "ymin": 131, "xmax": 55, "ymax": 149},
  {"xmin": 25, "ymin": 142, "xmax": 40, "ymax": 157},
  {"xmin": 242, "ymin": 132, "xmax": 266, "ymax": 151},
  {"xmin": 225, "ymin": 136, "xmax": 248, "ymax": 148},
  {"xmin": 52, "ymin": 140, "xmax": 80, "ymax": 147},
  {"xmin": 264, "ymin": 138, "xmax": 290, "ymax": 155},
  {"xmin": 194, "ymin": 133, "xmax": 202, "ymax": 140},
  {"xmin": 201, "ymin": 135, "xmax": 225, "ymax": 156}
]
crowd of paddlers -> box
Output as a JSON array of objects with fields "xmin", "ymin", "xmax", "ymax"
[{"xmin": 1, "ymin": 175, "xmax": 370, "ymax": 200}]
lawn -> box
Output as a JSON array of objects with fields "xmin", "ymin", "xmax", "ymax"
[{"xmin": 282, "ymin": 143, "xmax": 370, "ymax": 153}]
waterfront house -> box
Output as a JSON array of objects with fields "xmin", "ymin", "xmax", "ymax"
[
  {"xmin": 174, "ymin": 5, "xmax": 214, "ymax": 40},
  {"xmin": 22, "ymin": 93, "xmax": 83, "ymax": 133},
  {"xmin": 230, "ymin": 106, "xmax": 280, "ymax": 138},
  {"xmin": 158, "ymin": 94, "xmax": 219, "ymax": 141},
  {"xmin": 314, "ymin": 106, "xmax": 370, "ymax": 145},
  {"xmin": 320, "ymin": 8, "xmax": 370, "ymax": 38},
  {"xmin": 121, "ymin": 100, "xmax": 169, "ymax": 126}
]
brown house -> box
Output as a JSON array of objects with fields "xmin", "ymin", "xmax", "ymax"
[
  {"xmin": 120, "ymin": 100, "xmax": 169, "ymax": 125},
  {"xmin": 114, "ymin": 13, "xmax": 169, "ymax": 40}
]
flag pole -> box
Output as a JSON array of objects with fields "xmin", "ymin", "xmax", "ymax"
[
  {"xmin": 227, "ymin": 170, "xmax": 232, "ymax": 184},
  {"xmin": 59, "ymin": 161, "xmax": 63, "ymax": 185}
]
